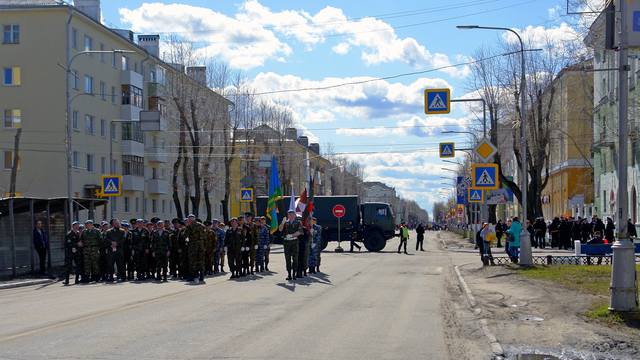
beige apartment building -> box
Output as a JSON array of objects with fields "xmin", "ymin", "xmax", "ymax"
[{"xmin": 0, "ymin": 0, "xmax": 230, "ymax": 221}]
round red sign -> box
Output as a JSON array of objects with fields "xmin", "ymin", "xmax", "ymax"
[{"xmin": 332, "ymin": 204, "xmax": 346, "ymax": 218}]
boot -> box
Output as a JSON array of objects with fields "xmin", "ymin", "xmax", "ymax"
[{"xmin": 286, "ymin": 270, "xmax": 292, "ymax": 281}]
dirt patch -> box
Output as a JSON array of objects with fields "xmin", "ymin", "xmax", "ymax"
[
  {"xmin": 460, "ymin": 264, "xmax": 640, "ymax": 359},
  {"xmin": 438, "ymin": 231, "xmax": 476, "ymax": 250}
]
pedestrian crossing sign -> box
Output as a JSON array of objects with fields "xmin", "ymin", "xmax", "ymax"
[
  {"xmin": 468, "ymin": 188, "xmax": 484, "ymax": 203},
  {"xmin": 439, "ymin": 142, "xmax": 455, "ymax": 158},
  {"xmin": 101, "ymin": 175, "xmax": 122, "ymax": 197},
  {"xmin": 424, "ymin": 88, "xmax": 451, "ymax": 114},
  {"xmin": 471, "ymin": 164, "xmax": 500, "ymax": 190},
  {"xmin": 240, "ymin": 188, "xmax": 254, "ymax": 203}
]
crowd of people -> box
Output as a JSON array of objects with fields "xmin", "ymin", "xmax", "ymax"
[{"xmin": 59, "ymin": 211, "xmax": 323, "ymax": 285}]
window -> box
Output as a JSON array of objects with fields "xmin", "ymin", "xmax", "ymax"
[
  {"xmin": 4, "ymin": 151, "xmax": 13, "ymax": 169},
  {"xmin": 111, "ymin": 122, "xmax": 117, "ymax": 140},
  {"xmin": 100, "ymin": 119, "xmax": 106, "ymax": 137},
  {"xmin": 122, "ymin": 155, "xmax": 144, "ymax": 176},
  {"xmin": 83, "ymin": 35, "xmax": 92, "ymax": 52},
  {"xmin": 121, "ymin": 85, "xmax": 143, "ymax": 108},
  {"xmin": 122, "ymin": 55, "xmax": 129, "ymax": 71},
  {"xmin": 152, "ymin": 167, "xmax": 158, "ymax": 179},
  {"xmin": 85, "ymin": 115, "xmax": 95, "ymax": 135},
  {"xmin": 100, "ymin": 81, "xmax": 106, "ymax": 100},
  {"xmin": 3, "ymin": 109, "xmax": 21, "ymax": 128},
  {"xmin": 3, "ymin": 67, "xmax": 21, "ymax": 86},
  {"xmin": 86, "ymin": 154, "xmax": 94, "ymax": 172},
  {"xmin": 100, "ymin": 43, "xmax": 105, "ymax": 62},
  {"xmin": 72, "ymin": 111, "xmax": 79, "ymax": 130},
  {"xmin": 121, "ymin": 122, "xmax": 144, "ymax": 143},
  {"xmin": 152, "ymin": 199, "xmax": 157, "ymax": 213},
  {"xmin": 84, "ymin": 75, "xmax": 93, "ymax": 94},
  {"xmin": 135, "ymin": 197, "xmax": 139, "ymax": 212},
  {"xmin": 111, "ymin": 86, "xmax": 116, "ymax": 104},
  {"xmin": 162, "ymin": 199, "xmax": 166, "ymax": 213},
  {"xmin": 3, "ymin": 24, "xmax": 19, "ymax": 44},
  {"xmin": 72, "ymin": 151, "xmax": 79, "ymax": 168},
  {"xmin": 124, "ymin": 197, "xmax": 130, "ymax": 212},
  {"xmin": 71, "ymin": 70, "xmax": 78, "ymax": 90},
  {"xmin": 100, "ymin": 156, "xmax": 106, "ymax": 173},
  {"xmin": 71, "ymin": 28, "xmax": 77, "ymax": 49}
]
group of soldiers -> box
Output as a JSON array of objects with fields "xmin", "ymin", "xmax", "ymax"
[{"xmin": 63, "ymin": 211, "xmax": 323, "ymax": 285}]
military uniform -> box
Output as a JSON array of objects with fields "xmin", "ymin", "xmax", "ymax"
[
  {"xmin": 297, "ymin": 228, "xmax": 311, "ymax": 277},
  {"xmin": 213, "ymin": 227, "xmax": 225, "ymax": 273},
  {"xmin": 225, "ymin": 226, "xmax": 244, "ymax": 278},
  {"xmin": 185, "ymin": 220, "xmax": 206, "ymax": 282},
  {"xmin": 204, "ymin": 227, "xmax": 217, "ymax": 275},
  {"xmin": 282, "ymin": 219, "xmax": 301, "ymax": 280},
  {"xmin": 245, "ymin": 222, "xmax": 258, "ymax": 274},
  {"xmin": 123, "ymin": 229, "xmax": 134, "ymax": 280},
  {"xmin": 80, "ymin": 227, "xmax": 103, "ymax": 281},
  {"xmin": 131, "ymin": 227, "xmax": 151, "ymax": 280},
  {"xmin": 104, "ymin": 227, "xmax": 126, "ymax": 281},
  {"xmin": 309, "ymin": 223, "xmax": 322, "ymax": 273},
  {"xmin": 152, "ymin": 229, "xmax": 171, "ymax": 281},
  {"xmin": 169, "ymin": 227, "xmax": 181, "ymax": 277},
  {"xmin": 63, "ymin": 228, "xmax": 80, "ymax": 284},
  {"xmin": 256, "ymin": 226, "xmax": 270, "ymax": 272}
]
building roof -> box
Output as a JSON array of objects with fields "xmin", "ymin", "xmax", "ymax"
[{"xmin": 0, "ymin": 0, "xmax": 63, "ymax": 6}]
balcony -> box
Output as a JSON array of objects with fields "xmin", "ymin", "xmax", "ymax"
[
  {"xmin": 147, "ymin": 82, "xmax": 166, "ymax": 98},
  {"xmin": 121, "ymin": 140, "xmax": 145, "ymax": 157},
  {"xmin": 146, "ymin": 147, "xmax": 168, "ymax": 163},
  {"xmin": 122, "ymin": 175, "xmax": 144, "ymax": 192},
  {"xmin": 121, "ymin": 70, "xmax": 143, "ymax": 88},
  {"xmin": 120, "ymin": 104, "xmax": 141, "ymax": 121},
  {"xmin": 147, "ymin": 179, "xmax": 169, "ymax": 194}
]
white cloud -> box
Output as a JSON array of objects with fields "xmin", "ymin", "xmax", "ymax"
[
  {"xmin": 503, "ymin": 23, "xmax": 584, "ymax": 57},
  {"xmin": 332, "ymin": 42, "xmax": 351, "ymax": 55}
]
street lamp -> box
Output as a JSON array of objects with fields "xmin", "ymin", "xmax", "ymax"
[
  {"xmin": 457, "ymin": 24, "xmax": 531, "ymax": 265},
  {"xmin": 65, "ymin": 49, "xmax": 134, "ymax": 224}
]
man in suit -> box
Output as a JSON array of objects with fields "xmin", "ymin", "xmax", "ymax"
[{"xmin": 33, "ymin": 220, "xmax": 49, "ymax": 275}]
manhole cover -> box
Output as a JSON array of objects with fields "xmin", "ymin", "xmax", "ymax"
[
  {"xmin": 518, "ymin": 315, "xmax": 544, "ymax": 322},
  {"xmin": 515, "ymin": 355, "xmax": 560, "ymax": 360}
]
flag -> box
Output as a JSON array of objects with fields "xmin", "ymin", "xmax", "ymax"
[
  {"xmin": 302, "ymin": 176, "xmax": 314, "ymax": 229},
  {"xmin": 266, "ymin": 156, "xmax": 282, "ymax": 234},
  {"xmin": 295, "ymin": 188, "xmax": 307, "ymax": 216}
]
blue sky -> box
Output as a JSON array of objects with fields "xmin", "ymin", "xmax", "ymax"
[{"xmin": 97, "ymin": 0, "xmax": 586, "ymax": 214}]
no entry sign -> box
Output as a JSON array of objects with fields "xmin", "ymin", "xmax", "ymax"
[{"xmin": 332, "ymin": 204, "xmax": 346, "ymax": 218}]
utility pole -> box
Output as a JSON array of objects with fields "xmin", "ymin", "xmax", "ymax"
[{"xmin": 610, "ymin": 0, "xmax": 638, "ymax": 312}]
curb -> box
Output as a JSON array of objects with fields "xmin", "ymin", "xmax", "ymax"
[
  {"xmin": 0, "ymin": 278, "xmax": 56, "ymax": 290},
  {"xmin": 454, "ymin": 265, "xmax": 504, "ymax": 358}
]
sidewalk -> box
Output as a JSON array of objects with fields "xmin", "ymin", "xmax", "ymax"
[{"xmin": 0, "ymin": 276, "xmax": 57, "ymax": 290}]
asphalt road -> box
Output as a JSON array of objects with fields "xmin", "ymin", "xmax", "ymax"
[{"xmin": 1, "ymin": 232, "xmax": 455, "ymax": 360}]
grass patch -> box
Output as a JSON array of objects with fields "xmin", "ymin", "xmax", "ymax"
[{"xmin": 585, "ymin": 303, "xmax": 625, "ymax": 325}]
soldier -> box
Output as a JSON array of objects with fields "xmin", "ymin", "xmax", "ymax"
[
  {"xmin": 278, "ymin": 210, "xmax": 303, "ymax": 281},
  {"xmin": 169, "ymin": 218, "xmax": 182, "ymax": 279},
  {"xmin": 297, "ymin": 218, "xmax": 311, "ymax": 278},
  {"xmin": 122, "ymin": 221, "xmax": 134, "ymax": 281},
  {"xmin": 63, "ymin": 221, "xmax": 81, "ymax": 285},
  {"xmin": 151, "ymin": 221, "xmax": 171, "ymax": 282},
  {"xmin": 104, "ymin": 219, "xmax": 126, "ymax": 282},
  {"xmin": 309, "ymin": 217, "xmax": 322, "ymax": 274},
  {"xmin": 256, "ymin": 217, "xmax": 270, "ymax": 273},
  {"xmin": 212, "ymin": 219, "xmax": 225, "ymax": 273},
  {"xmin": 244, "ymin": 213, "xmax": 259, "ymax": 275},
  {"xmin": 184, "ymin": 215, "xmax": 206, "ymax": 283},
  {"xmin": 203, "ymin": 220, "xmax": 217, "ymax": 276},
  {"xmin": 131, "ymin": 219, "xmax": 151, "ymax": 281},
  {"xmin": 99, "ymin": 221, "xmax": 109, "ymax": 281},
  {"xmin": 80, "ymin": 220, "xmax": 102, "ymax": 282},
  {"xmin": 146, "ymin": 220, "xmax": 157, "ymax": 279},
  {"xmin": 225, "ymin": 218, "xmax": 244, "ymax": 279}
]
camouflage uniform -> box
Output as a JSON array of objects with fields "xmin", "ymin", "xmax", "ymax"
[
  {"xmin": 151, "ymin": 229, "xmax": 171, "ymax": 281},
  {"xmin": 256, "ymin": 226, "xmax": 270, "ymax": 272},
  {"xmin": 204, "ymin": 227, "xmax": 217, "ymax": 275},
  {"xmin": 131, "ymin": 228, "xmax": 151, "ymax": 280},
  {"xmin": 309, "ymin": 224, "xmax": 322, "ymax": 272},
  {"xmin": 213, "ymin": 227, "xmax": 225, "ymax": 273},
  {"xmin": 169, "ymin": 227, "xmax": 181, "ymax": 277},
  {"xmin": 225, "ymin": 227, "xmax": 244, "ymax": 278},
  {"xmin": 297, "ymin": 228, "xmax": 311, "ymax": 277},
  {"xmin": 80, "ymin": 227, "xmax": 102, "ymax": 281},
  {"xmin": 185, "ymin": 220, "xmax": 206, "ymax": 281},
  {"xmin": 122, "ymin": 229, "xmax": 134, "ymax": 280},
  {"xmin": 104, "ymin": 227, "xmax": 126, "ymax": 281}
]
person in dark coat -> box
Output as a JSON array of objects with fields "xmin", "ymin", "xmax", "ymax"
[
  {"xmin": 526, "ymin": 220, "xmax": 535, "ymax": 248},
  {"xmin": 558, "ymin": 217, "xmax": 572, "ymax": 250},
  {"xmin": 605, "ymin": 217, "xmax": 615, "ymax": 243},
  {"xmin": 571, "ymin": 217, "xmax": 583, "ymax": 249},
  {"xmin": 33, "ymin": 220, "xmax": 49, "ymax": 275},
  {"xmin": 549, "ymin": 217, "xmax": 560, "ymax": 248},
  {"xmin": 581, "ymin": 219, "xmax": 592, "ymax": 244},
  {"xmin": 495, "ymin": 220, "xmax": 504, "ymax": 248},
  {"xmin": 475, "ymin": 225, "xmax": 486, "ymax": 265},
  {"xmin": 415, "ymin": 223, "xmax": 425, "ymax": 251},
  {"xmin": 593, "ymin": 216, "xmax": 605, "ymax": 237},
  {"xmin": 534, "ymin": 218, "xmax": 547, "ymax": 248},
  {"xmin": 627, "ymin": 219, "xmax": 637, "ymax": 239}
]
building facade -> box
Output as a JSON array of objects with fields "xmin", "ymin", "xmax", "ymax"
[{"xmin": 0, "ymin": 0, "xmax": 230, "ymax": 222}]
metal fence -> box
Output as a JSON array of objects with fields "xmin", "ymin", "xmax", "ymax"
[{"xmin": 492, "ymin": 255, "xmax": 640, "ymax": 266}]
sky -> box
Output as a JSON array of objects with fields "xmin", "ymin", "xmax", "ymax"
[{"xmin": 96, "ymin": 0, "xmax": 593, "ymax": 214}]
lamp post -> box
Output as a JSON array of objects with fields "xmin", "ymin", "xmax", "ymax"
[
  {"xmin": 65, "ymin": 49, "xmax": 133, "ymax": 224},
  {"xmin": 457, "ymin": 24, "xmax": 531, "ymax": 265}
]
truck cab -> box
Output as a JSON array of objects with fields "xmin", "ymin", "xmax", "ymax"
[{"xmin": 360, "ymin": 202, "xmax": 396, "ymax": 251}]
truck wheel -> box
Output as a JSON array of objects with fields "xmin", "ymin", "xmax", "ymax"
[{"xmin": 363, "ymin": 231, "xmax": 385, "ymax": 252}]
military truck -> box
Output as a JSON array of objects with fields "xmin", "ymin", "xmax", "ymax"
[{"xmin": 256, "ymin": 195, "xmax": 396, "ymax": 252}]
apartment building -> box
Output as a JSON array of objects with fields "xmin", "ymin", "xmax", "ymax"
[{"xmin": 0, "ymin": 0, "xmax": 230, "ymax": 221}]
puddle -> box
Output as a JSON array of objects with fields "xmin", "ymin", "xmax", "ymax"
[{"xmin": 518, "ymin": 315, "xmax": 544, "ymax": 322}]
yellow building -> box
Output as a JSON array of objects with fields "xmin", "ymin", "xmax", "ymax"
[{"xmin": 541, "ymin": 63, "xmax": 594, "ymax": 219}]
